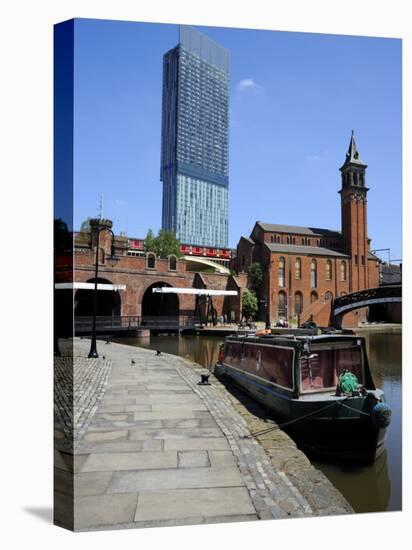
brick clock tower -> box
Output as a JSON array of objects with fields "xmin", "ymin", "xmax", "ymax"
[{"xmin": 339, "ymin": 131, "xmax": 369, "ymax": 292}]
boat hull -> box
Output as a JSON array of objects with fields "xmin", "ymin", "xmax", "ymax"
[{"xmin": 215, "ymin": 361, "xmax": 387, "ymax": 464}]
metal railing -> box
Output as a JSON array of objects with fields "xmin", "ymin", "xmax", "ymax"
[
  {"xmin": 333, "ymin": 285, "xmax": 402, "ymax": 315},
  {"xmin": 74, "ymin": 315, "xmax": 202, "ymax": 332}
]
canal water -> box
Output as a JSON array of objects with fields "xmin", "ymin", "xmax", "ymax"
[{"xmin": 118, "ymin": 327, "xmax": 402, "ymax": 514}]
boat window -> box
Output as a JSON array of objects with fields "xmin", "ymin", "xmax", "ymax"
[
  {"xmin": 300, "ymin": 345, "xmax": 364, "ymax": 393},
  {"xmin": 261, "ymin": 347, "xmax": 294, "ymax": 389}
]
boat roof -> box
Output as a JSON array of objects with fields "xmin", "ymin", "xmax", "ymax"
[{"xmin": 227, "ymin": 333, "xmax": 362, "ymax": 345}]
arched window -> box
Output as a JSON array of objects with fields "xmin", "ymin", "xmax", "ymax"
[
  {"xmin": 302, "ymin": 238, "xmax": 305, "ymax": 245},
  {"xmin": 168, "ymin": 255, "xmax": 177, "ymax": 271},
  {"xmin": 294, "ymin": 291, "xmax": 303, "ymax": 316},
  {"xmin": 292, "ymin": 237, "xmax": 296, "ymax": 244},
  {"xmin": 340, "ymin": 261, "xmax": 347, "ymax": 281},
  {"xmin": 326, "ymin": 260, "xmax": 332, "ymax": 281},
  {"xmin": 277, "ymin": 235, "xmax": 281, "ymax": 243},
  {"xmin": 295, "ymin": 257, "xmax": 301, "ymax": 279},
  {"xmin": 310, "ymin": 259, "xmax": 317, "ymax": 288},
  {"xmin": 147, "ymin": 253, "xmax": 156, "ymax": 269},
  {"xmin": 278, "ymin": 257, "xmax": 285, "ymax": 287},
  {"xmin": 311, "ymin": 291, "xmax": 318, "ymax": 303},
  {"xmin": 278, "ymin": 291, "xmax": 287, "ymax": 319},
  {"xmin": 325, "ymin": 291, "xmax": 333, "ymax": 301}
]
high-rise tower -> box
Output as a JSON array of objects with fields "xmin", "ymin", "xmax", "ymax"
[
  {"xmin": 160, "ymin": 26, "xmax": 229, "ymax": 248},
  {"xmin": 339, "ymin": 131, "xmax": 369, "ymax": 291}
]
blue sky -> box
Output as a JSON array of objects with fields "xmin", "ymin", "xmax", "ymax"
[{"xmin": 73, "ymin": 19, "xmax": 402, "ymax": 260}]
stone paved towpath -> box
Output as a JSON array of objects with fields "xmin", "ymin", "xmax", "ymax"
[{"xmin": 54, "ymin": 338, "xmax": 352, "ymax": 531}]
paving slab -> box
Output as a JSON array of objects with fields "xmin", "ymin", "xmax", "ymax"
[
  {"xmin": 164, "ymin": 437, "xmax": 231, "ymax": 451},
  {"xmin": 208, "ymin": 450, "xmax": 237, "ymax": 468},
  {"xmin": 74, "ymin": 472, "xmax": 113, "ymax": 496},
  {"xmin": 87, "ymin": 419, "xmax": 163, "ymax": 430},
  {"xmin": 134, "ymin": 487, "xmax": 256, "ymax": 522},
  {"xmin": 178, "ymin": 450, "xmax": 210, "ymax": 468},
  {"xmin": 161, "ymin": 418, "xmax": 201, "ymax": 429},
  {"xmin": 145, "ymin": 384, "xmax": 191, "ymax": 390},
  {"xmin": 76, "ymin": 439, "xmax": 163, "ymax": 455},
  {"xmin": 94, "ymin": 413, "xmax": 134, "ymax": 422},
  {"xmin": 100, "ymin": 398, "xmax": 137, "ymax": 406},
  {"xmin": 109, "ymin": 466, "xmax": 244, "ymax": 493},
  {"xmin": 81, "ymin": 451, "xmax": 177, "ymax": 472},
  {"xmin": 151, "ymin": 403, "xmax": 207, "ymax": 412},
  {"xmin": 144, "ymin": 394, "xmax": 204, "ymax": 404},
  {"xmin": 128, "ymin": 427, "xmax": 223, "ymax": 440},
  {"xmin": 133, "ymin": 411, "xmax": 198, "ymax": 421},
  {"xmin": 98, "ymin": 404, "xmax": 152, "ymax": 413},
  {"xmin": 83, "ymin": 430, "xmax": 128, "ymax": 442},
  {"xmin": 75, "ymin": 493, "xmax": 138, "ymax": 529}
]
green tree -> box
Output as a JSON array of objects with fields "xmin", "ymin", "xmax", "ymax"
[
  {"xmin": 144, "ymin": 229, "xmax": 182, "ymax": 258},
  {"xmin": 242, "ymin": 289, "xmax": 258, "ymax": 319},
  {"xmin": 144, "ymin": 228, "xmax": 156, "ymax": 253},
  {"xmin": 249, "ymin": 262, "xmax": 263, "ymax": 290}
]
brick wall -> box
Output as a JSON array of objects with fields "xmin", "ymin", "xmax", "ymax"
[
  {"xmin": 267, "ymin": 252, "xmax": 350, "ymax": 322},
  {"xmin": 56, "ymin": 246, "xmax": 243, "ymax": 319}
]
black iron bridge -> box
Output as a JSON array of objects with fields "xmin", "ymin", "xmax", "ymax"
[
  {"xmin": 331, "ymin": 284, "xmax": 402, "ymax": 328},
  {"xmin": 74, "ymin": 315, "xmax": 202, "ymax": 335}
]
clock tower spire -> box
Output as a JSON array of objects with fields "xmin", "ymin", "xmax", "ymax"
[{"xmin": 339, "ymin": 131, "xmax": 369, "ymax": 291}]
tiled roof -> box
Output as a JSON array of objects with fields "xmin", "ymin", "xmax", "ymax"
[
  {"xmin": 256, "ymin": 222, "xmax": 341, "ymax": 238},
  {"xmin": 265, "ymin": 242, "xmax": 349, "ymax": 258}
]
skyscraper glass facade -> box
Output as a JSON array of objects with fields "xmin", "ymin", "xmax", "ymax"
[{"xmin": 160, "ymin": 26, "xmax": 229, "ymax": 248}]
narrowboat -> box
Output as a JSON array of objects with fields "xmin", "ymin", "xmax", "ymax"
[{"xmin": 214, "ymin": 333, "xmax": 391, "ymax": 463}]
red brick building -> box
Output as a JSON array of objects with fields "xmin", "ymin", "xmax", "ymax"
[{"xmin": 234, "ymin": 133, "xmax": 380, "ymax": 327}]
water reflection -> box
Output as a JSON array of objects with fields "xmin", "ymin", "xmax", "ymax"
[
  {"xmin": 138, "ymin": 334, "xmax": 222, "ymax": 372},
  {"xmin": 315, "ymin": 450, "xmax": 391, "ymax": 513},
  {"xmin": 117, "ymin": 328, "xmax": 402, "ymax": 513}
]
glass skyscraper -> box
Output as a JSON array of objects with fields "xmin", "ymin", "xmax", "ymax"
[{"xmin": 160, "ymin": 26, "xmax": 229, "ymax": 248}]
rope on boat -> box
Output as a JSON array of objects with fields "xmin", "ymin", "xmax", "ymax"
[
  {"xmin": 338, "ymin": 401, "xmax": 371, "ymax": 417},
  {"xmin": 243, "ymin": 401, "xmax": 342, "ymax": 438},
  {"xmin": 243, "ymin": 396, "xmax": 371, "ymax": 438}
]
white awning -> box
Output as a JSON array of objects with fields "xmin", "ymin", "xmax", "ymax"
[
  {"xmin": 152, "ymin": 287, "xmax": 237, "ymax": 296},
  {"xmin": 55, "ymin": 282, "xmax": 126, "ymax": 291}
]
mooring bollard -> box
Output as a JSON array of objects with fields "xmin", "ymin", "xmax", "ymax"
[{"xmin": 198, "ymin": 374, "xmax": 211, "ymax": 385}]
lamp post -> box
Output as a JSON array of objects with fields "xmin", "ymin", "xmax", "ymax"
[
  {"xmin": 88, "ymin": 220, "xmax": 119, "ymax": 358},
  {"xmin": 259, "ymin": 298, "xmax": 271, "ymax": 329}
]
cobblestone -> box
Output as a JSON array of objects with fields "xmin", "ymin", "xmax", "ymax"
[{"xmin": 54, "ymin": 356, "xmax": 112, "ymax": 451}]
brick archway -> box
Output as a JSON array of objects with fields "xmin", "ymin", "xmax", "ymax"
[
  {"xmin": 141, "ymin": 282, "xmax": 180, "ymax": 319},
  {"xmin": 74, "ymin": 277, "xmax": 121, "ymax": 317}
]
